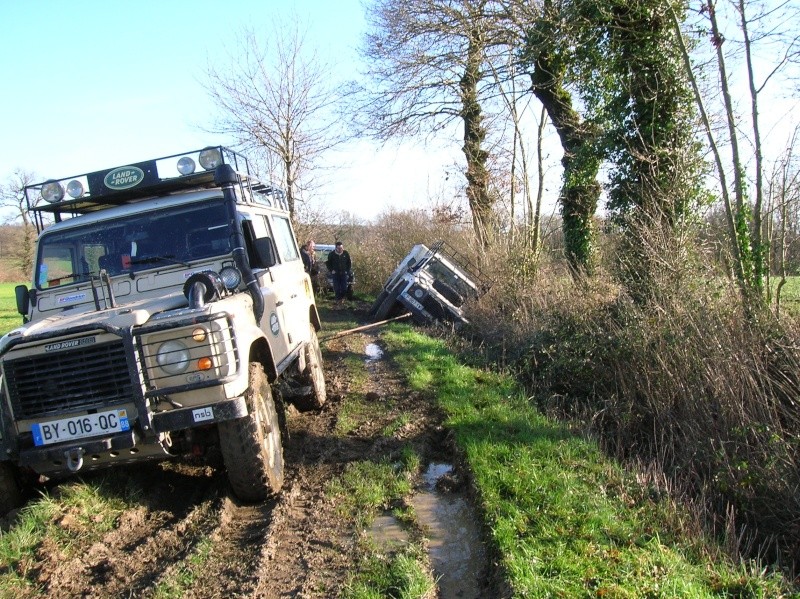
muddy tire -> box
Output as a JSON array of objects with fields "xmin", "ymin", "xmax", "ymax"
[
  {"xmin": 293, "ymin": 325, "xmax": 327, "ymax": 412},
  {"xmin": 218, "ymin": 363, "xmax": 283, "ymax": 502},
  {"xmin": 369, "ymin": 289, "xmax": 389, "ymax": 317},
  {"xmin": 0, "ymin": 461, "xmax": 23, "ymax": 515},
  {"xmin": 373, "ymin": 284, "xmax": 403, "ymax": 321}
]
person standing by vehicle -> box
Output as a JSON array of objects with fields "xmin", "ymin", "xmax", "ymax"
[
  {"xmin": 301, "ymin": 240, "xmax": 318, "ymax": 275},
  {"xmin": 326, "ymin": 241, "xmax": 352, "ymax": 306}
]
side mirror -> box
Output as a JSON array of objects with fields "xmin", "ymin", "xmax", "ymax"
[
  {"xmin": 15, "ymin": 285, "xmax": 30, "ymax": 316},
  {"xmin": 252, "ymin": 238, "xmax": 277, "ymax": 269}
]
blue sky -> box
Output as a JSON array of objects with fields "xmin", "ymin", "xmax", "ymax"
[{"xmin": 0, "ymin": 0, "xmax": 459, "ymax": 220}]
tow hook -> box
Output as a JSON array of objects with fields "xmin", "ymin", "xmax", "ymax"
[{"xmin": 64, "ymin": 447, "xmax": 85, "ymax": 472}]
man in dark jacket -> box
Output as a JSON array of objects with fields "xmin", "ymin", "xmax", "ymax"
[{"xmin": 326, "ymin": 241, "xmax": 352, "ymax": 305}]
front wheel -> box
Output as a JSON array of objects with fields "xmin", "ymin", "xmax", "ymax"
[
  {"xmin": 294, "ymin": 325, "xmax": 327, "ymax": 412},
  {"xmin": 373, "ymin": 284, "xmax": 404, "ymax": 321},
  {"xmin": 369, "ymin": 289, "xmax": 389, "ymax": 317},
  {"xmin": 219, "ymin": 363, "xmax": 284, "ymax": 502},
  {"xmin": 0, "ymin": 462, "xmax": 23, "ymax": 516}
]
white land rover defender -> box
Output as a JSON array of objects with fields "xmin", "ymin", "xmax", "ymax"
[
  {"xmin": 370, "ymin": 241, "xmax": 490, "ymax": 326},
  {"xmin": 0, "ymin": 146, "xmax": 326, "ymax": 513}
]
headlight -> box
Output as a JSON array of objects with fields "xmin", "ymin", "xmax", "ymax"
[
  {"xmin": 157, "ymin": 340, "xmax": 190, "ymax": 375},
  {"xmin": 199, "ymin": 148, "xmax": 222, "ymax": 170}
]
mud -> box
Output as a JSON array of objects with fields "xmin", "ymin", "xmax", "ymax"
[{"xmin": 5, "ymin": 301, "xmax": 496, "ymax": 598}]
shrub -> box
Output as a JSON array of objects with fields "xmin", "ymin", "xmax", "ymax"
[{"xmin": 466, "ymin": 238, "xmax": 800, "ymax": 575}]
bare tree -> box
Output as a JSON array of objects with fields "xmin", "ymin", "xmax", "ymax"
[
  {"xmin": 356, "ymin": 0, "xmax": 511, "ymax": 247},
  {"xmin": 0, "ymin": 170, "xmax": 39, "ymax": 276},
  {"xmin": 769, "ymin": 126, "xmax": 800, "ymax": 315},
  {"xmin": 674, "ymin": 0, "xmax": 800, "ymax": 304},
  {"xmin": 204, "ymin": 19, "xmax": 346, "ymax": 220}
]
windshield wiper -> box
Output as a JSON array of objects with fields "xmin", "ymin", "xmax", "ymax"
[{"xmin": 130, "ymin": 255, "xmax": 191, "ymax": 268}]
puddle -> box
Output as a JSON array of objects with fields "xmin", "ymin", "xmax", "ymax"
[
  {"xmin": 369, "ymin": 514, "xmax": 409, "ymax": 549},
  {"xmin": 411, "ymin": 463, "xmax": 487, "ymax": 599},
  {"xmin": 364, "ymin": 343, "xmax": 384, "ymax": 362},
  {"xmin": 366, "ymin": 461, "xmax": 488, "ymax": 599}
]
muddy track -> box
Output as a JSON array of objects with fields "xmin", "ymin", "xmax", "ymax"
[{"xmin": 10, "ymin": 304, "xmax": 492, "ymax": 598}]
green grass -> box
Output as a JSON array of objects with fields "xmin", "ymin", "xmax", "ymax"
[
  {"xmin": 340, "ymin": 542, "xmax": 435, "ymax": 599},
  {"xmin": 151, "ymin": 536, "xmax": 215, "ymax": 599},
  {"xmin": 382, "ymin": 324, "xmax": 796, "ymax": 598},
  {"xmin": 326, "ymin": 458, "xmax": 416, "ymax": 528},
  {"xmin": 0, "ymin": 282, "xmax": 25, "ymax": 336},
  {"xmin": 326, "ymin": 456, "xmax": 435, "ymax": 599},
  {"xmin": 773, "ymin": 275, "xmax": 800, "ymax": 314}
]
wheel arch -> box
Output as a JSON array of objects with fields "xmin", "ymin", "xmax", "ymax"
[{"xmin": 249, "ymin": 337, "xmax": 278, "ymax": 383}]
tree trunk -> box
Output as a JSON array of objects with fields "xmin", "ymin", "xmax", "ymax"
[
  {"xmin": 461, "ymin": 26, "xmax": 493, "ymax": 248},
  {"xmin": 529, "ymin": 56, "xmax": 599, "ymax": 273}
]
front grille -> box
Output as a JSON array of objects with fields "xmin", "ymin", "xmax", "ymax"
[{"xmin": 5, "ymin": 340, "xmax": 134, "ymax": 420}]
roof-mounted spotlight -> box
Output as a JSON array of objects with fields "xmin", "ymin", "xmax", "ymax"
[
  {"xmin": 199, "ymin": 147, "xmax": 223, "ymax": 171},
  {"xmin": 66, "ymin": 180, "xmax": 85, "ymax": 199},
  {"xmin": 177, "ymin": 156, "xmax": 196, "ymax": 175},
  {"xmin": 41, "ymin": 180, "xmax": 65, "ymax": 203}
]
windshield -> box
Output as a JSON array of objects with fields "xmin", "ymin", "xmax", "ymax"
[
  {"xmin": 422, "ymin": 257, "xmax": 478, "ymax": 299},
  {"xmin": 36, "ymin": 199, "xmax": 231, "ymax": 289}
]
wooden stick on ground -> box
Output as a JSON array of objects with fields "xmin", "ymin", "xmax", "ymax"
[{"xmin": 321, "ymin": 312, "xmax": 412, "ymax": 341}]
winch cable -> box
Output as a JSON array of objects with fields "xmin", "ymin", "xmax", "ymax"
[{"xmin": 319, "ymin": 312, "xmax": 411, "ymax": 342}]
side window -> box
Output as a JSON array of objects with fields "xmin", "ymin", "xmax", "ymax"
[
  {"xmin": 271, "ymin": 216, "xmax": 299, "ymax": 262},
  {"xmin": 241, "ymin": 212, "xmax": 277, "ymax": 268},
  {"xmin": 39, "ymin": 246, "xmax": 74, "ymax": 288}
]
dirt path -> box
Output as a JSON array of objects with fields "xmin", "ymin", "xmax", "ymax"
[{"xmin": 10, "ymin": 303, "xmax": 493, "ymax": 598}]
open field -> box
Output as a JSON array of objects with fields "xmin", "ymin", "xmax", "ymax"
[{"xmin": 0, "ymin": 283, "xmax": 24, "ymax": 336}]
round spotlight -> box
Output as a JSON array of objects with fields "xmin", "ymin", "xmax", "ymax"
[
  {"xmin": 177, "ymin": 156, "xmax": 196, "ymax": 175},
  {"xmin": 66, "ymin": 180, "xmax": 85, "ymax": 199},
  {"xmin": 219, "ymin": 266, "xmax": 242, "ymax": 290},
  {"xmin": 41, "ymin": 181, "xmax": 65, "ymax": 203},
  {"xmin": 199, "ymin": 148, "xmax": 223, "ymax": 170}
]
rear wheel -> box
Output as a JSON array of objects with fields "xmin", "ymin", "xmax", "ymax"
[
  {"xmin": 219, "ymin": 363, "xmax": 283, "ymax": 501},
  {"xmin": 293, "ymin": 325, "xmax": 327, "ymax": 412},
  {"xmin": 0, "ymin": 462, "xmax": 23, "ymax": 516}
]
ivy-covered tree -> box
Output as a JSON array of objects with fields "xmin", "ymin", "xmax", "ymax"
[
  {"xmin": 573, "ymin": 0, "xmax": 706, "ymax": 299},
  {"xmin": 519, "ymin": 0, "xmax": 603, "ymax": 274}
]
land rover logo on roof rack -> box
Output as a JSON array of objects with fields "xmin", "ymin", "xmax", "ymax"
[{"xmin": 104, "ymin": 166, "xmax": 145, "ymax": 190}]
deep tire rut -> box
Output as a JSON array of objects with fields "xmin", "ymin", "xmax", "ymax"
[{"xmin": 10, "ymin": 305, "xmax": 492, "ymax": 598}]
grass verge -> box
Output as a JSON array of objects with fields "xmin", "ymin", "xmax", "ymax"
[
  {"xmin": 382, "ymin": 324, "xmax": 796, "ymax": 598},
  {"xmin": 0, "ymin": 283, "xmax": 24, "ymax": 337}
]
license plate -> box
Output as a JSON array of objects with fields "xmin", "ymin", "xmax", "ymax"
[
  {"xmin": 31, "ymin": 409, "xmax": 131, "ymax": 446},
  {"xmin": 403, "ymin": 294, "xmax": 425, "ymax": 311}
]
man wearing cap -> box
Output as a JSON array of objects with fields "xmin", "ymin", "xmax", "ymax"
[{"xmin": 326, "ymin": 241, "xmax": 352, "ymax": 306}]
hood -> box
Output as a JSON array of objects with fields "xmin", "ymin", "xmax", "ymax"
[{"xmin": 0, "ymin": 292, "xmax": 188, "ymax": 355}]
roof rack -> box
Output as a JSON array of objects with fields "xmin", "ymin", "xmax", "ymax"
[{"xmin": 24, "ymin": 146, "xmax": 286, "ymax": 232}]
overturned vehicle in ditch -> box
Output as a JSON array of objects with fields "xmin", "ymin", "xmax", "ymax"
[{"xmin": 369, "ymin": 241, "xmax": 490, "ymax": 326}]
